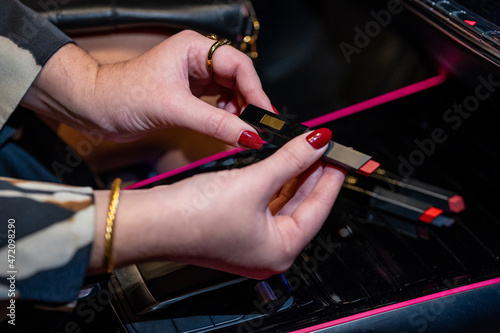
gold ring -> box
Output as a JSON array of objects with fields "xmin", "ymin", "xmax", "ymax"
[{"xmin": 207, "ymin": 34, "xmax": 232, "ymax": 72}]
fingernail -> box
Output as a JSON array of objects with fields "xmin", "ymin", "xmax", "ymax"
[
  {"xmin": 238, "ymin": 130, "xmax": 263, "ymax": 149},
  {"xmin": 217, "ymin": 95, "xmax": 230, "ymax": 109},
  {"xmin": 306, "ymin": 128, "xmax": 332, "ymax": 149},
  {"xmin": 328, "ymin": 164, "xmax": 348, "ymax": 176},
  {"xmin": 272, "ymin": 105, "xmax": 279, "ymax": 114}
]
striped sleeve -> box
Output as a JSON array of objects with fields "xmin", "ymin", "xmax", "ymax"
[
  {"xmin": 0, "ymin": 0, "xmax": 73, "ymax": 128},
  {"xmin": 0, "ymin": 177, "xmax": 95, "ymax": 303}
]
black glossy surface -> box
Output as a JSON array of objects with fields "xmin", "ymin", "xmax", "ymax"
[{"xmin": 121, "ymin": 80, "xmax": 500, "ymax": 332}]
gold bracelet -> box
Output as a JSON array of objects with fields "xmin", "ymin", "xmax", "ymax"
[{"xmin": 104, "ymin": 178, "xmax": 122, "ymax": 273}]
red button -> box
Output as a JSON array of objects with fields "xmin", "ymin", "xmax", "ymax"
[
  {"xmin": 357, "ymin": 160, "xmax": 380, "ymax": 176},
  {"xmin": 448, "ymin": 195, "xmax": 466, "ymax": 213},
  {"xmin": 419, "ymin": 207, "xmax": 443, "ymax": 223}
]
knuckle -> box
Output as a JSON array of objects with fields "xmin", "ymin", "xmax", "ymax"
[
  {"xmin": 239, "ymin": 54, "xmax": 254, "ymax": 68},
  {"xmin": 205, "ymin": 111, "xmax": 227, "ymax": 140},
  {"xmin": 177, "ymin": 29, "xmax": 198, "ymax": 38},
  {"xmin": 280, "ymin": 147, "xmax": 309, "ymax": 172},
  {"xmin": 309, "ymin": 191, "xmax": 333, "ymax": 209},
  {"xmin": 243, "ymin": 87, "xmax": 261, "ymax": 101},
  {"xmin": 206, "ymin": 112, "xmax": 224, "ymax": 138}
]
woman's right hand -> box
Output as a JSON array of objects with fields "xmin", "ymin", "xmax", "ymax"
[
  {"xmin": 89, "ymin": 128, "xmax": 345, "ymax": 279},
  {"xmin": 22, "ymin": 30, "xmax": 272, "ymax": 147}
]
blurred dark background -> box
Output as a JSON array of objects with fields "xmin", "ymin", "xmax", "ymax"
[{"xmin": 252, "ymin": 0, "xmax": 437, "ymax": 123}]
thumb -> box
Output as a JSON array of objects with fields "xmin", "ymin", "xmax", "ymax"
[
  {"xmin": 251, "ymin": 128, "xmax": 333, "ymax": 200},
  {"xmin": 175, "ymin": 95, "xmax": 265, "ymax": 148}
]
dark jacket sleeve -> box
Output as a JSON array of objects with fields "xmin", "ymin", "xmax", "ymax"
[
  {"xmin": 0, "ymin": 177, "xmax": 95, "ymax": 305},
  {"xmin": 0, "ymin": 0, "xmax": 98, "ymax": 317},
  {"xmin": 0, "ymin": 0, "xmax": 73, "ymax": 128}
]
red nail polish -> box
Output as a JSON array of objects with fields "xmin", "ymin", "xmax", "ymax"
[
  {"xmin": 238, "ymin": 130, "xmax": 263, "ymax": 149},
  {"xmin": 272, "ymin": 105, "xmax": 279, "ymax": 114},
  {"xmin": 306, "ymin": 128, "xmax": 332, "ymax": 149}
]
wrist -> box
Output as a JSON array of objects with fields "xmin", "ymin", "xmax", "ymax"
[
  {"xmin": 22, "ymin": 44, "xmax": 101, "ymax": 129},
  {"xmin": 88, "ymin": 186, "xmax": 187, "ymax": 274},
  {"xmin": 89, "ymin": 188, "xmax": 147, "ymax": 273}
]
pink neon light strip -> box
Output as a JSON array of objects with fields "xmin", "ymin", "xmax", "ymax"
[
  {"xmin": 125, "ymin": 73, "xmax": 446, "ymax": 190},
  {"xmin": 303, "ymin": 73, "xmax": 447, "ymax": 128},
  {"xmin": 288, "ymin": 277, "xmax": 500, "ymax": 333},
  {"xmin": 125, "ymin": 148, "xmax": 244, "ymax": 189}
]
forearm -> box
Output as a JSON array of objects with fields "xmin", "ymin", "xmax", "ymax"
[{"xmin": 20, "ymin": 43, "xmax": 101, "ymax": 131}]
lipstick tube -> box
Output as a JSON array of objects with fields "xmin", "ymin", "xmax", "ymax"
[{"xmin": 240, "ymin": 105, "xmax": 380, "ymax": 176}]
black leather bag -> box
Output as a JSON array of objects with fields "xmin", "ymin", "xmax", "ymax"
[{"xmin": 21, "ymin": 0, "xmax": 259, "ymax": 58}]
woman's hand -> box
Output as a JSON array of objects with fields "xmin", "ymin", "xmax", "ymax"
[
  {"xmin": 22, "ymin": 30, "xmax": 272, "ymax": 147},
  {"xmin": 90, "ymin": 129, "xmax": 345, "ymax": 279}
]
